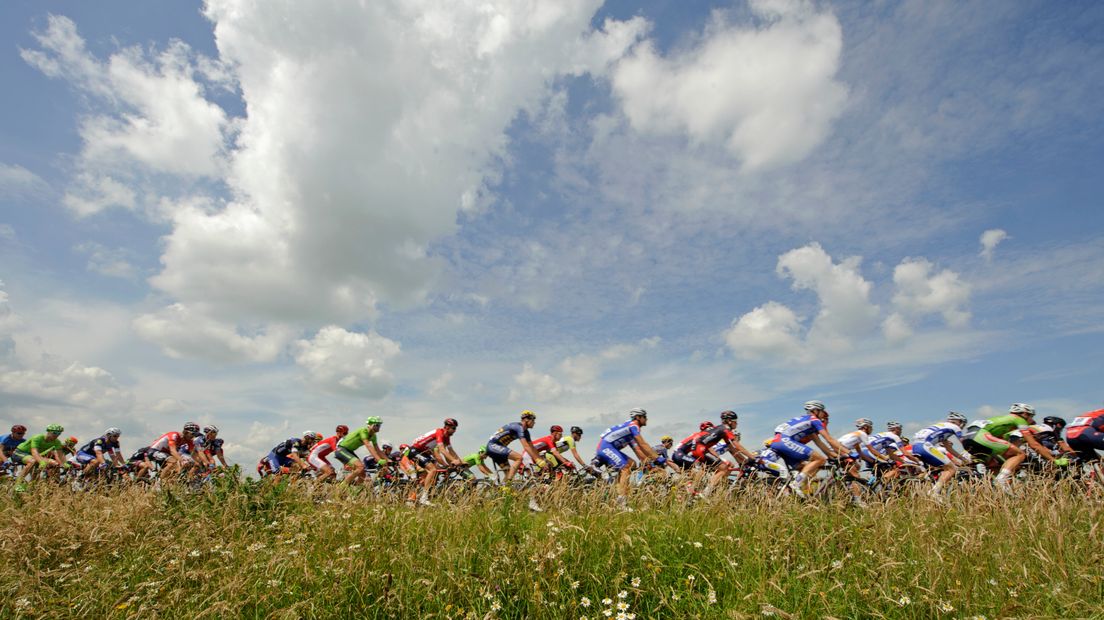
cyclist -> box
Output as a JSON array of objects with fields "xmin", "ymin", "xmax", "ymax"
[
  {"xmin": 964, "ymin": 403, "xmax": 1035, "ymax": 492},
  {"xmin": 836, "ymin": 418, "xmax": 891, "ymax": 506},
  {"xmin": 671, "ymin": 422, "xmax": 716, "ymax": 470},
  {"xmin": 307, "ymin": 425, "xmax": 350, "ymax": 481},
  {"xmin": 650, "ymin": 435, "xmax": 681, "ymax": 475},
  {"xmin": 335, "ymin": 417, "xmax": 388, "ymax": 485},
  {"xmin": 362, "ymin": 442, "xmax": 395, "ymax": 480},
  {"xmin": 145, "ymin": 423, "xmax": 201, "ymax": 479},
  {"xmin": 912, "ymin": 412, "xmax": 972, "ymax": 499},
  {"xmin": 0, "ymin": 424, "xmax": 27, "ymax": 464},
  {"xmin": 194, "ymin": 425, "xmax": 229, "ymax": 471},
  {"xmin": 691, "ymin": 411, "xmax": 757, "ymax": 498},
  {"xmin": 769, "ymin": 400, "xmax": 849, "ymax": 497},
  {"xmin": 529, "ymin": 425, "xmax": 574, "ymax": 476},
  {"xmin": 262, "ymin": 431, "xmax": 320, "ymax": 476},
  {"xmin": 76, "ymin": 428, "xmax": 124, "ymax": 477},
  {"xmin": 1019, "ymin": 417, "xmax": 1071, "ymax": 470},
  {"xmin": 864, "ymin": 421, "xmax": 916, "ymax": 483},
  {"xmin": 12, "ymin": 424, "xmax": 67, "ymax": 482},
  {"xmin": 1065, "ymin": 409, "xmax": 1104, "ymax": 489},
  {"xmin": 544, "ymin": 426, "xmax": 592, "ymax": 473},
  {"xmin": 595, "ymin": 408, "xmax": 659, "ymax": 509},
  {"xmin": 408, "ymin": 418, "xmax": 464, "ymax": 506},
  {"xmin": 486, "ymin": 411, "xmax": 545, "ymax": 484},
  {"xmin": 459, "ymin": 446, "xmax": 496, "ymax": 479}
]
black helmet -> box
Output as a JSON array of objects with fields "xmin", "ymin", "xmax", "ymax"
[
  {"xmin": 1042, "ymin": 416, "xmax": 1066, "ymax": 430},
  {"xmin": 720, "ymin": 410, "xmax": 738, "ymax": 422},
  {"xmin": 570, "ymin": 426, "xmax": 583, "ymax": 435}
]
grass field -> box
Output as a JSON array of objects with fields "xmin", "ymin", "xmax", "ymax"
[{"xmin": 2, "ymin": 479, "xmax": 1101, "ymax": 619}]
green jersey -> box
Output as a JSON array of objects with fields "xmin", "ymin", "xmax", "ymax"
[
  {"xmin": 462, "ymin": 452, "xmax": 485, "ymax": 467},
  {"xmin": 338, "ymin": 426, "xmax": 378, "ymax": 453},
  {"xmin": 17, "ymin": 434, "xmax": 63, "ymax": 455},
  {"xmin": 984, "ymin": 415, "xmax": 1029, "ymax": 439}
]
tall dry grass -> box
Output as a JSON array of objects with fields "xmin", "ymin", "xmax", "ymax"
[{"xmin": 1, "ymin": 478, "xmax": 1100, "ymax": 619}]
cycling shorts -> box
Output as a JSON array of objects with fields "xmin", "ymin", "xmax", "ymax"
[
  {"xmin": 149, "ymin": 450, "xmax": 171, "ymax": 464},
  {"xmin": 408, "ymin": 449, "xmax": 435, "ymax": 468},
  {"xmin": 1067, "ymin": 429, "xmax": 1104, "ymax": 462},
  {"xmin": 307, "ymin": 451, "xmax": 332, "ymax": 470},
  {"xmin": 265, "ymin": 452, "xmax": 287, "ymax": 472},
  {"xmin": 595, "ymin": 442, "xmax": 630, "ymax": 470},
  {"xmin": 769, "ymin": 437, "xmax": 813, "ymax": 466},
  {"xmin": 334, "ymin": 446, "xmax": 359, "ymax": 466},
  {"xmin": 971, "ymin": 433, "xmax": 1014, "ymax": 457},
  {"xmin": 912, "ymin": 442, "xmax": 952, "ymax": 467},
  {"xmin": 10, "ymin": 450, "xmax": 30, "ymax": 465},
  {"xmin": 485, "ymin": 441, "xmax": 512, "ymax": 466},
  {"xmin": 75, "ymin": 451, "xmax": 98, "ymax": 465}
]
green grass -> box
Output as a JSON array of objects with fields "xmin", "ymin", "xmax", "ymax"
[{"xmin": 1, "ymin": 479, "xmax": 1101, "ymax": 619}]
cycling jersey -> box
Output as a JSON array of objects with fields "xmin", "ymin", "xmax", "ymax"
[
  {"xmin": 914, "ymin": 422, "xmax": 962, "ymax": 445},
  {"xmin": 194, "ymin": 435, "xmax": 224, "ymax": 456},
  {"xmin": 652, "ymin": 444, "xmax": 670, "ymax": 466},
  {"xmin": 1066, "ymin": 410, "xmax": 1104, "ymax": 461},
  {"xmin": 411, "ymin": 428, "xmax": 450, "ymax": 453},
  {"xmin": 489, "ymin": 422, "xmax": 530, "ymax": 446},
  {"xmin": 774, "ymin": 414, "xmax": 825, "ymax": 443},
  {"xmin": 16, "ymin": 434, "xmax": 63, "ymax": 455},
  {"xmin": 1066, "ymin": 410, "xmax": 1104, "ymax": 439},
  {"xmin": 837, "ymin": 430, "xmax": 871, "ymax": 451},
  {"xmin": 264, "ymin": 437, "xmax": 302, "ymax": 471},
  {"xmin": 149, "ymin": 432, "xmax": 193, "ymax": 454},
  {"xmin": 308, "ymin": 435, "xmax": 340, "ymax": 469},
  {"xmin": 554, "ymin": 436, "xmax": 575, "ymax": 454},
  {"xmin": 692, "ymin": 425, "xmax": 738, "ymax": 459},
  {"xmin": 599, "ymin": 420, "xmax": 641, "ymax": 450},
  {"xmin": 0, "ymin": 433, "xmax": 23, "ymax": 454},
  {"xmin": 1021, "ymin": 424, "xmax": 1060, "ymax": 451},
  {"xmin": 982, "ymin": 415, "xmax": 1029, "ymax": 439},
  {"xmin": 338, "ymin": 426, "xmax": 379, "ymax": 453},
  {"xmin": 78, "ymin": 435, "xmax": 120, "ymax": 456}
]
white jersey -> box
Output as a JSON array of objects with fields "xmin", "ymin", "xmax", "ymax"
[
  {"xmin": 838, "ymin": 430, "xmax": 871, "ymax": 450},
  {"xmin": 914, "ymin": 422, "xmax": 963, "ymax": 445}
]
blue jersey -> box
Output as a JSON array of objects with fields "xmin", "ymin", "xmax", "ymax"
[
  {"xmin": 490, "ymin": 422, "xmax": 530, "ymax": 446},
  {"xmin": 0, "ymin": 434, "xmax": 23, "ymax": 453},
  {"xmin": 599, "ymin": 420, "xmax": 641, "ymax": 450},
  {"xmin": 78, "ymin": 435, "xmax": 120, "ymax": 455},
  {"xmin": 774, "ymin": 414, "xmax": 825, "ymax": 443},
  {"xmin": 195, "ymin": 436, "xmax": 224, "ymax": 454},
  {"xmin": 867, "ymin": 431, "xmax": 904, "ymax": 453},
  {"xmin": 914, "ymin": 422, "xmax": 961, "ymax": 445},
  {"xmin": 271, "ymin": 438, "xmax": 301, "ymax": 458}
]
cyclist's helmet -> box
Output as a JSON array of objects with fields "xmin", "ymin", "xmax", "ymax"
[
  {"xmin": 105, "ymin": 427, "xmax": 122, "ymax": 437},
  {"xmin": 629, "ymin": 408, "xmax": 648, "ymax": 419},
  {"xmin": 660, "ymin": 435, "xmax": 673, "ymax": 443},
  {"xmin": 887, "ymin": 421, "xmax": 903, "ymax": 431},
  {"xmin": 366, "ymin": 416, "xmax": 383, "ymax": 426},
  {"xmin": 336, "ymin": 424, "xmax": 350, "ymax": 435},
  {"xmin": 381, "ymin": 443, "xmax": 393, "ymax": 452},
  {"xmin": 46, "ymin": 424, "xmax": 64, "ymax": 434},
  {"xmin": 947, "ymin": 412, "xmax": 967, "ymax": 426},
  {"xmin": 478, "ymin": 445, "xmax": 487, "ymax": 455},
  {"xmin": 66, "ymin": 436, "xmax": 78, "ymax": 445},
  {"xmin": 1009, "ymin": 403, "xmax": 1035, "ymax": 417},
  {"xmin": 699, "ymin": 421, "xmax": 715, "ymax": 431},
  {"xmin": 1008, "ymin": 430, "xmax": 1023, "ymax": 441},
  {"xmin": 570, "ymin": 426, "xmax": 583, "ymax": 435},
  {"xmin": 398, "ymin": 443, "xmax": 409, "ymax": 452},
  {"xmin": 520, "ymin": 410, "xmax": 536, "ymax": 421},
  {"xmin": 720, "ymin": 410, "xmax": 738, "ymax": 422},
  {"xmin": 550, "ymin": 425, "xmax": 563, "ymax": 433},
  {"xmin": 804, "ymin": 400, "xmax": 827, "ymax": 412},
  {"xmin": 855, "ymin": 418, "xmax": 873, "ymax": 429},
  {"xmin": 303, "ymin": 431, "xmax": 320, "ymax": 440},
  {"xmin": 11, "ymin": 424, "xmax": 27, "ymax": 434},
  {"xmin": 203, "ymin": 425, "xmax": 219, "ymax": 435},
  {"xmin": 443, "ymin": 417, "xmax": 459, "ymax": 428},
  {"xmin": 1043, "ymin": 416, "xmax": 1066, "ymax": 431},
  {"xmin": 183, "ymin": 422, "xmax": 200, "ymax": 434}
]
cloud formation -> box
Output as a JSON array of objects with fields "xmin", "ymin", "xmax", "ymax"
[
  {"xmin": 293, "ymin": 326, "xmax": 400, "ymax": 398},
  {"xmin": 979, "ymin": 228, "xmax": 1008, "ymax": 262}
]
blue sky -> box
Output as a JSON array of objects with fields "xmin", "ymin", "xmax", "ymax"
[{"xmin": 1, "ymin": 0, "xmax": 1102, "ymax": 461}]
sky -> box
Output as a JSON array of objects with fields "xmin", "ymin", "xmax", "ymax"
[{"xmin": 1, "ymin": 0, "xmax": 1103, "ymax": 464}]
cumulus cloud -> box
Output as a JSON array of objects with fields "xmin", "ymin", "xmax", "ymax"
[
  {"xmin": 509, "ymin": 362, "xmax": 565, "ymax": 402},
  {"xmin": 776, "ymin": 243, "xmax": 880, "ymax": 350},
  {"xmin": 75, "ymin": 242, "xmax": 138, "ymax": 279},
  {"xmin": 293, "ymin": 326, "xmax": 400, "ymax": 398},
  {"xmin": 888, "ymin": 257, "xmax": 971, "ymax": 328},
  {"xmin": 133, "ymin": 304, "xmax": 291, "ymax": 363},
  {"xmin": 724, "ymin": 301, "xmax": 805, "ymax": 361},
  {"xmin": 979, "ymin": 228, "xmax": 1008, "ymax": 262},
  {"xmin": 559, "ymin": 337, "xmax": 660, "ymax": 385},
  {"xmin": 22, "ymin": 15, "xmax": 230, "ymax": 180},
  {"xmin": 611, "ymin": 0, "xmax": 848, "ymax": 170}
]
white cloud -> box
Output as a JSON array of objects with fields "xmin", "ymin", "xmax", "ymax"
[
  {"xmin": 22, "ymin": 16, "xmax": 229, "ymax": 179},
  {"xmin": 75, "ymin": 242, "xmax": 138, "ymax": 279},
  {"xmin": 0, "ymin": 163, "xmax": 51, "ymax": 201},
  {"xmin": 724, "ymin": 301, "xmax": 805, "ymax": 361},
  {"xmin": 979, "ymin": 228, "xmax": 1008, "ymax": 262},
  {"xmin": 889, "ymin": 258, "xmax": 971, "ymax": 328},
  {"xmin": 427, "ymin": 370, "xmax": 454, "ymax": 397},
  {"xmin": 133, "ymin": 304, "xmax": 291, "ymax": 363},
  {"xmin": 611, "ymin": 0, "xmax": 847, "ymax": 170},
  {"xmin": 559, "ymin": 337, "xmax": 660, "ymax": 386},
  {"xmin": 776, "ymin": 243, "xmax": 879, "ymax": 350},
  {"xmin": 509, "ymin": 362, "xmax": 565, "ymax": 402},
  {"xmin": 293, "ymin": 326, "xmax": 400, "ymax": 398},
  {"xmin": 62, "ymin": 173, "xmax": 136, "ymax": 217}
]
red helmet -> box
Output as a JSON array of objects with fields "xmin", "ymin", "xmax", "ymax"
[
  {"xmin": 11, "ymin": 425, "xmax": 26, "ymax": 434},
  {"xmin": 550, "ymin": 425, "xmax": 563, "ymax": 433},
  {"xmin": 336, "ymin": 425, "xmax": 350, "ymax": 434},
  {"xmin": 443, "ymin": 418, "xmax": 459, "ymax": 428},
  {"xmin": 399, "ymin": 444, "xmax": 409, "ymax": 452},
  {"xmin": 699, "ymin": 421, "xmax": 714, "ymax": 431}
]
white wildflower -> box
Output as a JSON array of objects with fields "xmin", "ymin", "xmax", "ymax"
[
  {"xmin": 631, "ymin": 577, "xmax": 640, "ymax": 587},
  {"xmin": 580, "ymin": 597, "xmax": 591, "ymax": 608},
  {"xmin": 897, "ymin": 595, "xmax": 911, "ymax": 607}
]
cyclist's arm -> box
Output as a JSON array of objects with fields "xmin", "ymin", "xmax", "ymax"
[
  {"xmin": 811, "ymin": 434, "xmax": 838, "ymax": 459},
  {"xmin": 215, "ymin": 451, "xmax": 230, "ymax": 467},
  {"xmin": 1022, "ymin": 432, "xmax": 1057, "ymax": 462},
  {"xmin": 941, "ymin": 440, "xmax": 968, "ymax": 464},
  {"xmin": 519, "ymin": 439, "xmax": 543, "ymax": 463},
  {"xmin": 477, "ymin": 459, "xmax": 494, "ymax": 476},
  {"xmin": 445, "ymin": 445, "xmax": 463, "ymax": 466},
  {"xmin": 570, "ymin": 446, "xmax": 587, "ymax": 468},
  {"xmin": 547, "ymin": 446, "xmax": 570, "ymax": 466},
  {"xmin": 864, "ymin": 443, "xmax": 890, "ymax": 462},
  {"xmin": 365, "ymin": 441, "xmax": 387, "ymax": 464}
]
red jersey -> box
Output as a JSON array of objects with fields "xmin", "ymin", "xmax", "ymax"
[
  {"xmin": 531, "ymin": 435, "xmax": 554, "ymax": 453},
  {"xmin": 691, "ymin": 426, "xmax": 738, "ymax": 459},
  {"xmin": 676, "ymin": 431, "xmax": 707, "ymax": 452},
  {"xmin": 149, "ymin": 431, "xmax": 193, "ymax": 453},
  {"xmin": 310, "ymin": 435, "xmax": 339, "ymax": 457},
  {"xmin": 411, "ymin": 428, "xmax": 450, "ymax": 453},
  {"xmin": 1067, "ymin": 410, "xmax": 1104, "ymax": 439}
]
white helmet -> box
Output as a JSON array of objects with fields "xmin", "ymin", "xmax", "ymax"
[
  {"xmin": 854, "ymin": 418, "xmax": 873, "ymax": 429},
  {"xmin": 804, "ymin": 400, "xmax": 826, "ymax": 412},
  {"xmin": 1009, "ymin": 403, "xmax": 1035, "ymax": 416},
  {"xmin": 105, "ymin": 427, "xmax": 122, "ymax": 436},
  {"xmin": 886, "ymin": 420, "xmax": 903, "ymax": 431},
  {"xmin": 947, "ymin": 412, "xmax": 967, "ymax": 425}
]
